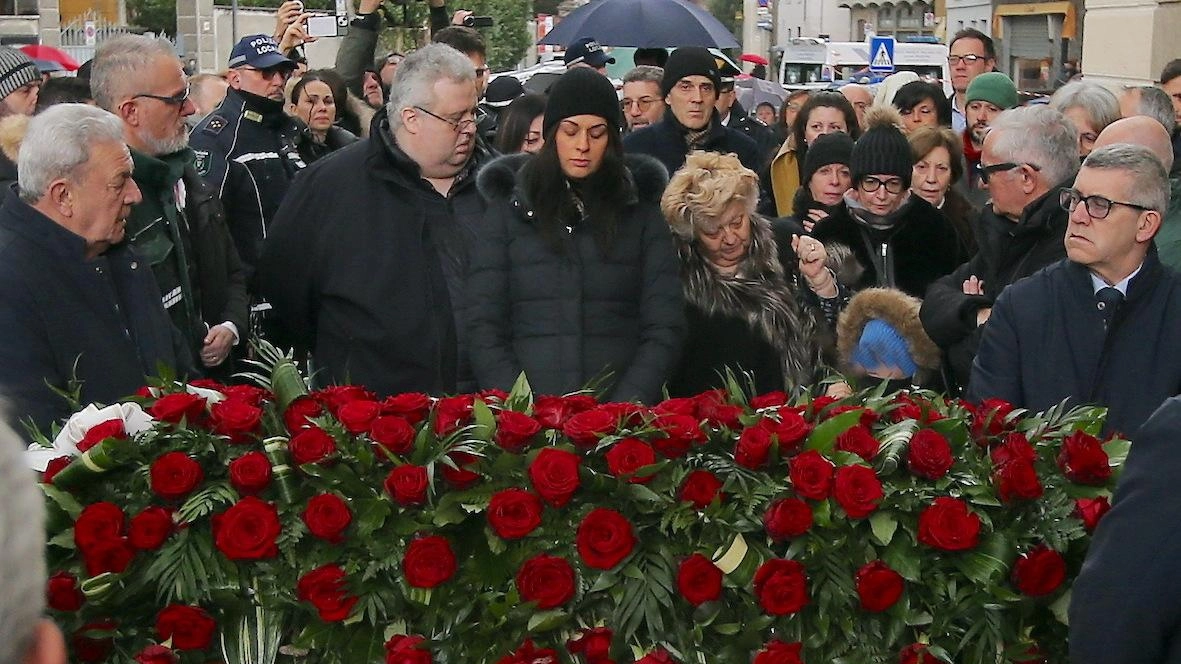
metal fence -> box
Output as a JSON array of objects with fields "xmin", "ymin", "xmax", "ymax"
[{"xmin": 58, "ymin": 10, "xmax": 134, "ymax": 65}]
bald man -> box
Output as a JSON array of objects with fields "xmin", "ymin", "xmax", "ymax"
[{"xmin": 1095, "ymin": 116, "xmax": 1181, "ymax": 271}]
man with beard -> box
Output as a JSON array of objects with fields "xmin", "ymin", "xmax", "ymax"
[
  {"xmin": 190, "ymin": 35, "xmax": 304, "ymax": 288},
  {"xmin": 623, "ymin": 47, "xmax": 759, "ymax": 175},
  {"xmin": 621, "ymin": 66, "xmax": 665, "ymax": 133},
  {"xmin": 92, "ymin": 35, "xmax": 249, "ymax": 375},
  {"xmin": 961, "ymin": 72, "xmax": 1018, "ymax": 207}
]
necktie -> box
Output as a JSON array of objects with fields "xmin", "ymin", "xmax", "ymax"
[{"xmin": 1096, "ymin": 286, "xmax": 1124, "ymax": 329}]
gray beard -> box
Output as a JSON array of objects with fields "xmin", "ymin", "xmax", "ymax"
[{"xmin": 144, "ymin": 130, "xmax": 190, "ymax": 157}]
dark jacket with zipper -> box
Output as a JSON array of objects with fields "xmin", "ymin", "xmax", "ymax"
[
  {"xmin": 623, "ymin": 109, "xmax": 760, "ymax": 177},
  {"xmin": 466, "ymin": 153, "xmax": 685, "ymax": 404},
  {"xmin": 920, "ymin": 184, "xmax": 1070, "ymax": 390},
  {"xmin": 258, "ymin": 114, "xmax": 490, "ymax": 396},
  {"xmin": 969, "ymin": 249, "xmax": 1181, "ymax": 437}
]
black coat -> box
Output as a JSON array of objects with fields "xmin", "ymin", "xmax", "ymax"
[
  {"xmin": 1070, "ymin": 395, "xmax": 1181, "ymax": 664},
  {"xmin": 258, "ymin": 115, "xmax": 490, "ymax": 397},
  {"xmin": 623, "ymin": 110, "xmax": 760, "ymax": 177},
  {"xmin": 0, "ymin": 191, "xmax": 188, "ymax": 435},
  {"xmin": 969, "ymin": 251, "xmax": 1181, "ymax": 437},
  {"xmin": 467, "ymin": 153, "xmax": 685, "ymax": 404},
  {"xmin": 810, "ymin": 195, "xmax": 967, "ymax": 299},
  {"xmin": 723, "ymin": 100, "xmax": 778, "ymax": 169},
  {"xmin": 921, "ymin": 185, "xmax": 1069, "ymax": 390}
]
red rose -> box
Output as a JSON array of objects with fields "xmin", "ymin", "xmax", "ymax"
[
  {"xmin": 736, "ymin": 423, "xmax": 775, "ymax": 469},
  {"xmin": 829, "ymin": 405, "xmax": 879, "ymax": 426},
  {"xmin": 381, "ymin": 392, "xmax": 432, "ymax": 425},
  {"xmin": 129, "ymin": 506, "xmax": 174, "ymax": 550},
  {"xmin": 604, "ymin": 438, "xmax": 657, "ymax": 483},
  {"xmin": 516, "ymin": 554, "xmax": 576, "ymax": 609},
  {"xmin": 314, "ymin": 385, "xmax": 375, "ymax": 416},
  {"xmin": 72, "ymin": 620, "xmax": 117, "ymax": 663},
  {"xmin": 155, "ymin": 604, "xmax": 216, "ymax": 650},
  {"xmin": 576, "ymin": 507, "xmax": 636, "ymax": 570},
  {"xmin": 679, "ymin": 470, "xmax": 723, "ymax": 510},
  {"xmin": 149, "ymin": 392, "xmax": 207, "ymax": 424},
  {"xmin": 598, "ymin": 402, "xmax": 645, "ymax": 427},
  {"xmin": 134, "ymin": 645, "xmax": 178, "ymax": 664},
  {"xmin": 654, "ymin": 397, "xmax": 697, "ymax": 416},
  {"xmin": 212, "ymin": 496, "xmax": 281, "ymax": 560},
  {"xmin": 1075, "ymin": 496, "xmax": 1111, "ymax": 532},
  {"xmin": 370, "ymin": 416, "xmax": 416, "ymax": 458},
  {"xmin": 566, "ymin": 627, "xmax": 613, "ymax": 664},
  {"xmin": 856, "ymin": 560, "xmax": 905, "ymax": 612},
  {"xmin": 534, "ymin": 395, "xmax": 597, "ymax": 429},
  {"xmin": 498, "ymin": 639, "xmax": 560, "ymax": 664},
  {"xmin": 770, "ymin": 409, "xmax": 811, "ymax": 454},
  {"xmin": 753, "ymin": 558, "xmax": 809, "ymax": 615},
  {"xmin": 806, "ymin": 396, "xmax": 837, "ymax": 417},
  {"xmin": 337, "ymin": 399, "xmax": 382, "ymax": 433},
  {"xmin": 750, "ymin": 392, "xmax": 789, "ymax": 409},
  {"xmin": 700, "ymin": 402, "xmax": 743, "ymax": 429},
  {"xmin": 283, "ymin": 396, "xmax": 324, "ymax": 432},
  {"xmin": 297, "ymin": 564, "xmax": 359, "ymax": 621},
  {"xmin": 990, "ymin": 433, "xmax": 1037, "ymax": 467},
  {"xmin": 753, "ymin": 640, "xmax": 804, "ymax": 664},
  {"xmin": 994, "ymin": 459, "xmax": 1043, "ymax": 503},
  {"xmin": 891, "ymin": 394, "xmax": 944, "ymax": 424},
  {"xmin": 971, "ymin": 398, "xmax": 1015, "ymax": 441},
  {"xmin": 384, "ymin": 465, "xmax": 429, "ymax": 506},
  {"xmin": 528, "ymin": 448, "xmax": 581, "ymax": 508},
  {"xmin": 229, "ymin": 451, "xmax": 272, "ymax": 495},
  {"xmin": 918, "ymin": 497, "xmax": 981, "ymax": 551},
  {"xmin": 834, "ymin": 465, "xmax": 884, "ymax": 519},
  {"xmin": 907, "ymin": 429, "xmax": 954, "ymax": 480},
  {"xmin": 836, "ymin": 425, "xmax": 879, "ymax": 462},
  {"xmin": 487, "ymin": 489, "xmax": 543, "ymax": 540},
  {"xmin": 763, "ymin": 497, "xmax": 813, "ymax": 540},
  {"xmin": 441, "ymin": 451, "xmax": 481, "ymax": 489},
  {"xmin": 562, "ymin": 407, "xmax": 619, "ymax": 447},
  {"xmin": 652, "ymin": 413, "xmax": 705, "ymax": 458},
  {"xmin": 899, "ymin": 644, "xmax": 946, "ymax": 664},
  {"xmin": 74, "ymin": 502, "xmax": 125, "ymax": 552},
  {"xmin": 433, "ymin": 395, "xmax": 475, "ymax": 435},
  {"xmin": 635, "ymin": 649, "xmax": 679, "ymax": 664},
  {"xmin": 1057, "ymin": 431, "xmax": 1112, "ymax": 485},
  {"xmin": 82, "ymin": 537, "xmax": 135, "ymax": 576},
  {"xmin": 189, "ymin": 378, "xmax": 224, "ymax": 390},
  {"xmin": 303, "ymin": 493, "xmax": 352, "ymax": 543},
  {"xmin": 677, "ymin": 553, "xmax": 722, "ymax": 606},
  {"xmin": 77, "ymin": 419, "xmax": 126, "ymax": 452},
  {"xmin": 403, "ymin": 535, "xmax": 456, "ymax": 588},
  {"xmin": 385, "ymin": 634, "xmax": 431, "ymax": 664},
  {"xmin": 210, "ymin": 398, "xmax": 263, "ymax": 443},
  {"xmin": 150, "ymin": 452, "xmax": 204, "ymax": 500},
  {"xmin": 220, "ymin": 384, "xmax": 270, "ymax": 406},
  {"xmin": 1011, "ymin": 544, "xmax": 1066, "ymax": 596},
  {"xmin": 495, "ymin": 410, "xmax": 541, "ymax": 453},
  {"xmin": 480, "ymin": 388, "xmax": 509, "ymax": 402},
  {"xmin": 43, "ymin": 455, "xmax": 72, "ymax": 484},
  {"xmin": 289, "ymin": 427, "xmax": 337, "ymax": 465},
  {"xmin": 789, "ymin": 450, "xmax": 835, "ymax": 501},
  {"xmin": 47, "ymin": 571, "xmax": 84, "ymax": 612}
]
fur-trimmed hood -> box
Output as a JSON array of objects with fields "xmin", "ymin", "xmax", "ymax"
[
  {"xmin": 477, "ymin": 151, "xmax": 669, "ymax": 214},
  {"xmin": 0, "ymin": 114, "xmax": 28, "ymax": 164},
  {"xmin": 836, "ymin": 287, "xmax": 941, "ymax": 372}
]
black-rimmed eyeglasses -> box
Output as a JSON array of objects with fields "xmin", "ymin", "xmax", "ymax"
[
  {"xmin": 1060, "ymin": 188, "xmax": 1152, "ymax": 219},
  {"xmin": 948, "ymin": 54, "xmax": 988, "ymax": 65},
  {"xmin": 975, "ymin": 161, "xmax": 1041, "ymax": 184},
  {"xmin": 132, "ymin": 86, "xmax": 190, "ymax": 106},
  {"xmin": 859, "ymin": 176, "xmax": 906, "ymax": 194}
]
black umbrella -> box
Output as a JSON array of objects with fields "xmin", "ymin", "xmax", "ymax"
[{"xmin": 537, "ymin": 0, "xmax": 740, "ymax": 50}]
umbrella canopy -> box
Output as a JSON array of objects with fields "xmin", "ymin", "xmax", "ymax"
[
  {"xmin": 740, "ymin": 53, "xmax": 769, "ymax": 66},
  {"xmin": 538, "ymin": 0, "xmax": 740, "ymax": 49},
  {"xmin": 19, "ymin": 44, "xmax": 79, "ymax": 71},
  {"xmin": 735, "ymin": 77, "xmax": 788, "ymax": 112}
]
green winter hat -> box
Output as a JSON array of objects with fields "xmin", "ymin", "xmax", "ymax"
[{"xmin": 965, "ymin": 72, "xmax": 1019, "ymax": 110}]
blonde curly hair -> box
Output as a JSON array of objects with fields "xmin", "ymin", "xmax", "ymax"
[{"xmin": 661, "ymin": 151, "xmax": 760, "ymax": 242}]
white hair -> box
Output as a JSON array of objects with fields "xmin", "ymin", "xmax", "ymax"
[
  {"xmin": 0, "ymin": 415, "xmax": 47, "ymax": 664},
  {"xmin": 1049, "ymin": 80, "xmax": 1121, "ymax": 135},
  {"xmin": 988, "ymin": 105, "xmax": 1079, "ymax": 187},
  {"xmin": 18, "ymin": 104, "xmax": 126, "ymax": 203},
  {"xmin": 90, "ymin": 34, "xmax": 179, "ymax": 111},
  {"xmin": 385, "ymin": 43, "xmax": 475, "ymax": 132}
]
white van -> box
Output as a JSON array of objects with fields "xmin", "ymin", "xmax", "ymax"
[{"xmin": 778, "ymin": 38, "xmax": 951, "ymax": 95}]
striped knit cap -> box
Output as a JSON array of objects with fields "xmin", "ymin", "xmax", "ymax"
[{"xmin": 0, "ymin": 46, "xmax": 38, "ymax": 103}]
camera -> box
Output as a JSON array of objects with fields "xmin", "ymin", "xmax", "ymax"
[{"xmin": 463, "ymin": 15, "xmax": 494, "ymax": 27}]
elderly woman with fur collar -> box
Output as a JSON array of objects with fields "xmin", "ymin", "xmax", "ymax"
[
  {"xmin": 466, "ymin": 68, "xmax": 685, "ymax": 404},
  {"xmin": 810, "ymin": 106, "xmax": 968, "ymax": 299},
  {"xmin": 661, "ymin": 151, "xmax": 849, "ymax": 397}
]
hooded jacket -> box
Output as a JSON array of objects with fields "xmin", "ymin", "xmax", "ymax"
[{"xmin": 837, "ymin": 287, "xmax": 943, "ymax": 390}]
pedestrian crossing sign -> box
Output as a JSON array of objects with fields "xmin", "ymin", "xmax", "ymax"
[{"xmin": 869, "ymin": 36, "xmax": 895, "ymax": 74}]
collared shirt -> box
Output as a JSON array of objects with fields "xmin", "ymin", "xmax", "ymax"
[
  {"xmin": 1090, "ymin": 263, "xmax": 1144, "ymax": 296},
  {"xmin": 950, "ymin": 93, "xmax": 966, "ymax": 133}
]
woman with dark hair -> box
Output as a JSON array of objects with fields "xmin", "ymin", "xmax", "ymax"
[
  {"xmin": 908, "ymin": 126, "xmax": 978, "ymax": 255},
  {"xmin": 287, "ymin": 70, "xmax": 358, "ymax": 164},
  {"xmin": 892, "ymin": 80, "xmax": 953, "ymax": 132},
  {"xmin": 761, "ymin": 90, "xmax": 861, "ymax": 217},
  {"xmin": 298, "ymin": 68, "xmax": 373, "ymax": 138},
  {"xmin": 494, "ymin": 93, "xmax": 546, "ymax": 154},
  {"xmin": 467, "ymin": 68, "xmax": 685, "ymax": 403}
]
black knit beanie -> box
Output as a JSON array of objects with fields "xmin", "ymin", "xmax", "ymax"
[
  {"xmin": 543, "ymin": 67, "xmax": 623, "ymax": 135},
  {"xmin": 802, "ymin": 132, "xmax": 854, "ymax": 184},
  {"xmin": 660, "ymin": 47, "xmax": 721, "ymax": 97},
  {"xmin": 850, "ymin": 108, "xmax": 914, "ymax": 187}
]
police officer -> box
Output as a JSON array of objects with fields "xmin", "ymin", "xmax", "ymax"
[{"xmin": 190, "ymin": 34, "xmax": 306, "ymax": 290}]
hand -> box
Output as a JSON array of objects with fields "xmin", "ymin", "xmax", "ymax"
[
  {"xmin": 803, "ymin": 208, "xmax": 829, "ymax": 233},
  {"xmin": 825, "ymin": 382, "xmax": 854, "ymax": 399},
  {"xmin": 279, "ymin": 15, "xmax": 317, "ymax": 52},
  {"xmin": 201, "ymin": 326, "xmax": 236, "ymax": 368},
  {"xmin": 962, "ymin": 275, "xmax": 985, "ymax": 296},
  {"xmin": 274, "ymin": 0, "xmax": 303, "ymax": 39},
  {"xmin": 451, "ymin": 9, "xmax": 473, "ymax": 25},
  {"xmin": 976, "ymin": 307, "xmax": 992, "ymax": 327},
  {"xmin": 792, "ymin": 234, "xmax": 835, "ymax": 296}
]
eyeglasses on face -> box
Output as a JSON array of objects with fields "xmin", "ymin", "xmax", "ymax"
[
  {"xmin": 948, "ymin": 54, "xmax": 988, "ymax": 65},
  {"xmin": 859, "ymin": 176, "xmax": 906, "ymax": 194},
  {"xmin": 1060, "ymin": 188, "xmax": 1152, "ymax": 219},
  {"xmin": 620, "ymin": 96, "xmax": 659, "ymax": 112},
  {"xmin": 413, "ymin": 105, "xmax": 478, "ymax": 132},
  {"xmin": 242, "ymin": 66, "xmax": 291, "ymax": 81},
  {"xmin": 132, "ymin": 85, "xmax": 191, "ymax": 106},
  {"xmin": 975, "ymin": 161, "xmax": 1041, "ymax": 184}
]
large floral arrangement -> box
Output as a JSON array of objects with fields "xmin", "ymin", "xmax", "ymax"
[{"xmin": 36, "ymin": 354, "xmax": 1126, "ymax": 664}]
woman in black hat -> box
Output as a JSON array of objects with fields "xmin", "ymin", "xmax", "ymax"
[
  {"xmin": 467, "ymin": 68, "xmax": 686, "ymax": 403},
  {"xmin": 780, "ymin": 131, "xmax": 854, "ymax": 234}
]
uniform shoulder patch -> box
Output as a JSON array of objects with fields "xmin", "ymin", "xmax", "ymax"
[
  {"xmin": 202, "ymin": 115, "xmax": 228, "ymax": 135},
  {"xmin": 193, "ymin": 150, "xmax": 211, "ymax": 176}
]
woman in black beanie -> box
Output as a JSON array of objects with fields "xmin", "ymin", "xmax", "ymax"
[
  {"xmin": 467, "ymin": 67, "xmax": 686, "ymax": 403},
  {"xmin": 779, "ymin": 131, "xmax": 854, "ymax": 234}
]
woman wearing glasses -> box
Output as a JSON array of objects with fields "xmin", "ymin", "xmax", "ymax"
[
  {"xmin": 809, "ymin": 106, "xmax": 967, "ymax": 298},
  {"xmin": 467, "ymin": 68, "xmax": 685, "ymax": 403}
]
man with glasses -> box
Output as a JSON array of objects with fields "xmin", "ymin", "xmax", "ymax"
[
  {"xmin": 190, "ymin": 34, "xmax": 305, "ymax": 291},
  {"xmin": 970, "ymin": 142, "xmax": 1181, "ymax": 436},
  {"xmin": 92, "ymin": 35, "xmax": 248, "ymax": 376},
  {"xmin": 621, "ymin": 65, "xmax": 665, "ymax": 132},
  {"xmin": 947, "ymin": 28, "xmax": 997, "ymax": 133},
  {"xmin": 921, "ymin": 106, "xmax": 1078, "ymax": 392},
  {"xmin": 260, "ymin": 43, "xmax": 492, "ymax": 397}
]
